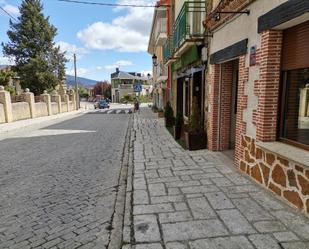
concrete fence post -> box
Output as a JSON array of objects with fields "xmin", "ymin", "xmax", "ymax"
[
  {"xmin": 0, "ymin": 85, "xmax": 13, "ymax": 123},
  {"xmin": 41, "ymin": 90, "xmax": 52, "ymax": 116},
  {"xmin": 69, "ymin": 89, "xmax": 76, "ymax": 110},
  {"xmin": 51, "ymin": 90, "xmax": 62, "ymax": 114},
  {"xmin": 22, "ymin": 88, "xmax": 35, "ymax": 118},
  {"xmin": 63, "ymin": 90, "xmax": 69, "ymax": 112}
]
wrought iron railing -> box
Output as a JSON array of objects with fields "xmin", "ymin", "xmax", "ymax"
[
  {"xmin": 163, "ymin": 36, "xmax": 174, "ymax": 63},
  {"xmin": 173, "ymin": 1, "xmax": 206, "ymax": 51}
]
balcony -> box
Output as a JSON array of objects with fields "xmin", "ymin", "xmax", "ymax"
[
  {"xmin": 119, "ymin": 84, "xmax": 133, "ymax": 90},
  {"xmin": 155, "ymin": 17, "xmax": 167, "ymax": 46},
  {"xmin": 163, "ymin": 36, "xmax": 175, "ymax": 65},
  {"xmin": 173, "ymin": 1, "xmax": 206, "ymax": 56}
]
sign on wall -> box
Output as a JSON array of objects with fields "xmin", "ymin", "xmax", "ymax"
[
  {"xmin": 250, "ymin": 46, "xmax": 257, "ymax": 66},
  {"xmin": 133, "ymin": 84, "xmax": 142, "ymax": 92}
]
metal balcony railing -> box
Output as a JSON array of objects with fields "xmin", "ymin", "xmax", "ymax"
[
  {"xmin": 173, "ymin": 1, "xmax": 206, "ymax": 51},
  {"xmin": 163, "ymin": 36, "xmax": 174, "ymax": 64}
]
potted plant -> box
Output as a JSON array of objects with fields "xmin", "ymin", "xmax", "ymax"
[
  {"xmin": 174, "ymin": 112, "xmax": 183, "ymax": 140},
  {"xmin": 158, "ymin": 108, "xmax": 164, "ymax": 118},
  {"xmin": 152, "ymin": 105, "xmax": 158, "ymax": 113},
  {"xmin": 184, "ymin": 97, "xmax": 207, "ymax": 150},
  {"xmin": 164, "ymin": 101, "xmax": 175, "ymax": 127}
]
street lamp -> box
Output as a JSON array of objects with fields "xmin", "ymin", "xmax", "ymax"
[{"xmin": 152, "ymin": 54, "xmax": 158, "ymax": 67}]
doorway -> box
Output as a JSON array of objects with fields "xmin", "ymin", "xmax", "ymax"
[
  {"xmin": 177, "ymin": 78, "xmax": 184, "ymax": 115},
  {"xmin": 193, "ymin": 70, "xmax": 204, "ymax": 124}
]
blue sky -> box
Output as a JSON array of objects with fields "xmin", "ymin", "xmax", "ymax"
[{"xmin": 0, "ymin": 0, "xmax": 154, "ymax": 81}]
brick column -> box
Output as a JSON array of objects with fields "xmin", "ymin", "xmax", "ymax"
[
  {"xmin": 207, "ymin": 64, "xmax": 220, "ymax": 151},
  {"xmin": 235, "ymin": 55, "xmax": 249, "ymax": 166},
  {"xmin": 22, "ymin": 88, "xmax": 35, "ymax": 118},
  {"xmin": 219, "ymin": 62, "xmax": 233, "ymax": 150},
  {"xmin": 0, "ymin": 85, "xmax": 13, "ymax": 123},
  {"xmin": 41, "ymin": 90, "xmax": 52, "ymax": 116},
  {"xmin": 256, "ymin": 30, "xmax": 283, "ymax": 142}
]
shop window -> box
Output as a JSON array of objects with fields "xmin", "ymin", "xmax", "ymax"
[{"xmin": 280, "ymin": 68, "xmax": 309, "ymax": 149}]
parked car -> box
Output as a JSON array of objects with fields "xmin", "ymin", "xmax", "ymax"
[{"xmin": 98, "ymin": 100, "xmax": 110, "ymax": 109}]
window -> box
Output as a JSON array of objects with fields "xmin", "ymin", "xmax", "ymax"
[{"xmin": 280, "ymin": 68, "xmax": 309, "ymax": 149}]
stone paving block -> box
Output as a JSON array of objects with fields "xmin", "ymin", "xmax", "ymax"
[
  {"xmin": 233, "ymin": 198, "xmax": 274, "ymax": 221},
  {"xmin": 190, "ymin": 236, "xmax": 255, "ymax": 249},
  {"xmin": 166, "ymin": 180, "xmax": 200, "ymax": 188},
  {"xmin": 167, "ymin": 187, "xmax": 181, "ymax": 195},
  {"xmin": 133, "ymin": 203, "xmax": 174, "ymax": 215},
  {"xmin": 249, "ymin": 234, "xmax": 281, "ymax": 249},
  {"xmin": 162, "ymin": 219, "xmax": 228, "ymax": 242},
  {"xmin": 191, "ymin": 173, "xmax": 224, "ymax": 179},
  {"xmin": 205, "ymin": 192, "xmax": 234, "ymax": 210},
  {"xmin": 148, "ymin": 176, "xmax": 180, "ymax": 184},
  {"xmin": 249, "ymin": 192, "xmax": 285, "ymax": 211},
  {"xmin": 149, "ymin": 183, "xmax": 166, "ymax": 196},
  {"xmin": 180, "ymin": 175, "xmax": 192, "ymax": 181},
  {"xmin": 223, "ymin": 185, "xmax": 260, "ymax": 194},
  {"xmin": 135, "ymin": 243, "xmax": 163, "ymax": 249},
  {"xmin": 253, "ymin": 220, "xmax": 287, "ymax": 233},
  {"xmin": 224, "ymin": 173, "xmax": 251, "ymax": 185},
  {"xmin": 200, "ymin": 178, "xmax": 212, "ymax": 185},
  {"xmin": 174, "ymin": 170, "xmax": 205, "ymax": 176},
  {"xmin": 272, "ymin": 231, "xmax": 299, "ymax": 242},
  {"xmin": 145, "ymin": 170, "xmax": 159, "ymax": 179},
  {"xmin": 173, "ymin": 202, "xmax": 188, "ymax": 211},
  {"xmin": 181, "ymin": 185, "xmax": 219, "ymax": 194},
  {"xmin": 158, "ymin": 169, "xmax": 174, "ymax": 177},
  {"xmin": 202, "ymin": 167, "xmax": 219, "ymax": 173},
  {"xmin": 186, "ymin": 193, "xmax": 204, "ymax": 198},
  {"xmin": 159, "ymin": 211, "xmax": 192, "ymax": 224},
  {"xmin": 187, "ymin": 197, "xmax": 216, "ymax": 219},
  {"xmin": 217, "ymin": 209, "xmax": 256, "ymax": 234},
  {"xmin": 211, "ymin": 177, "xmax": 234, "ymax": 187},
  {"xmin": 166, "ymin": 241, "xmax": 187, "ymax": 249},
  {"xmin": 133, "ymin": 190, "xmax": 149, "ymax": 205},
  {"xmin": 226, "ymin": 193, "xmax": 250, "ymax": 199},
  {"xmin": 134, "ymin": 177, "xmax": 147, "ymax": 190},
  {"xmin": 151, "ymin": 195, "xmax": 184, "ymax": 204},
  {"xmin": 272, "ymin": 210, "xmax": 309, "ymax": 239},
  {"xmin": 134, "ymin": 215, "xmax": 161, "ymax": 243},
  {"xmin": 280, "ymin": 241, "xmax": 309, "ymax": 249}
]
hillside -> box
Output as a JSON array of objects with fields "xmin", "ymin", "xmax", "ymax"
[{"xmin": 66, "ymin": 75, "xmax": 97, "ymax": 88}]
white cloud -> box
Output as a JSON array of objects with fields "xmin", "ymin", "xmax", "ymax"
[
  {"xmin": 77, "ymin": 0, "xmax": 154, "ymax": 52},
  {"xmin": 3, "ymin": 4, "xmax": 19, "ymax": 16},
  {"xmin": 66, "ymin": 68, "xmax": 89, "ymax": 77},
  {"xmin": 104, "ymin": 60, "xmax": 133, "ymax": 71},
  {"xmin": 0, "ymin": 56, "xmax": 14, "ymax": 65},
  {"xmin": 56, "ymin": 41, "xmax": 88, "ymax": 60}
]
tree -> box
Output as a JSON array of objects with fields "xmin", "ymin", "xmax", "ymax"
[
  {"xmin": 93, "ymin": 81, "xmax": 111, "ymax": 99},
  {"xmin": 0, "ymin": 70, "xmax": 17, "ymax": 86},
  {"xmin": 2, "ymin": 0, "xmax": 66, "ymax": 95}
]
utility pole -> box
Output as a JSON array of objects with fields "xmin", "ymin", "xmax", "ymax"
[{"xmin": 74, "ymin": 53, "xmax": 79, "ymax": 109}]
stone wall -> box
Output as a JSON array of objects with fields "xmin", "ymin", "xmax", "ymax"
[
  {"xmin": 12, "ymin": 102, "xmax": 31, "ymax": 121},
  {"xmin": 0, "ymin": 103, "xmax": 5, "ymax": 123},
  {"xmin": 61, "ymin": 103, "xmax": 67, "ymax": 112},
  {"xmin": 51, "ymin": 102, "xmax": 58, "ymax": 115},
  {"xmin": 240, "ymin": 135, "xmax": 309, "ymax": 215},
  {"xmin": 34, "ymin": 102, "xmax": 48, "ymax": 118}
]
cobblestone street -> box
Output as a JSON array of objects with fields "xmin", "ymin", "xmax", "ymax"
[
  {"xmin": 0, "ymin": 112, "xmax": 131, "ymax": 249},
  {"xmin": 123, "ymin": 108, "xmax": 309, "ymax": 249}
]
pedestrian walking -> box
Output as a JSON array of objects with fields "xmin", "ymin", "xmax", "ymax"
[{"xmin": 134, "ymin": 98, "xmax": 140, "ymax": 113}]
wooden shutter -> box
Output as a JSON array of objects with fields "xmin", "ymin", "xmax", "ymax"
[{"xmin": 282, "ymin": 21, "xmax": 309, "ymax": 71}]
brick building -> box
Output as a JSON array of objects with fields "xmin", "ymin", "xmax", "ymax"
[{"xmin": 205, "ymin": 0, "xmax": 309, "ymax": 215}]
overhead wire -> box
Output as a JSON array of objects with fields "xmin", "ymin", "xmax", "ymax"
[
  {"xmin": 0, "ymin": 6, "xmax": 18, "ymax": 22},
  {"xmin": 57, "ymin": 0, "xmax": 166, "ymax": 8}
]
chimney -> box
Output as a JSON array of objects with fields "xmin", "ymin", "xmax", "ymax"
[{"xmin": 116, "ymin": 68, "xmax": 119, "ymax": 73}]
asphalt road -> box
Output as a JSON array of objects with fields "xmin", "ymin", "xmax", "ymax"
[{"xmin": 0, "ymin": 112, "xmax": 131, "ymax": 249}]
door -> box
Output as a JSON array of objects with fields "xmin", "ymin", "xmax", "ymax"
[
  {"xmin": 177, "ymin": 78, "xmax": 184, "ymax": 115},
  {"xmin": 193, "ymin": 71, "xmax": 203, "ymax": 122}
]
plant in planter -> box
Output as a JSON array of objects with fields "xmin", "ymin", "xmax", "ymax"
[
  {"xmin": 184, "ymin": 97, "xmax": 207, "ymax": 150},
  {"xmin": 174, "ymin": 112, "xmax": 183, "ymax": 140},
  {"xmin": 152, "ymin": 105, "xmax": 158, "ymax": 113},
  {"xmin": 157, "ymin": 108, "xmax": 164, "ymax": 118},
  {"xmin": 164, "ymin": 101, "xmax": 175, "ymax": 127}
]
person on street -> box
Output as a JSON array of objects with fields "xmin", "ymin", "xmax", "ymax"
[{"xmin": 134, "ymin": 98, "xmax": 140, "ymax": 113}]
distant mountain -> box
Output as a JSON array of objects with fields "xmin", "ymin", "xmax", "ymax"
[{"xmin": 66, "ymin": 75, "xmax": 98, "ymax": 88}]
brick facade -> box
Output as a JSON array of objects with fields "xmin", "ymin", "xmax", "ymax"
[{"xmin": 256, "ymin": 30, "xmax": 283, "ymax": 142}]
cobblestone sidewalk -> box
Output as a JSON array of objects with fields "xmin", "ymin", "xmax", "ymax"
[{"xmin": 122, "ymin": 108, "xmax": 309, "ymax": 249}]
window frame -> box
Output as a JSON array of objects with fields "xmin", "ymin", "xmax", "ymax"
[{"xmin": 278, "ymin": 70, "xmax": 309, "ymax": 151}]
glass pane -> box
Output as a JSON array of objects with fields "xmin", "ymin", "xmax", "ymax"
[{"xmin": 282, "ymin": 68, "xmax": 309, "ymax": 145}]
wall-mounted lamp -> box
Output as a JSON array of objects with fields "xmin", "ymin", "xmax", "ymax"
[{"xmin": 152, "ymin": 54, "xmax": 158, "ymax": 67}]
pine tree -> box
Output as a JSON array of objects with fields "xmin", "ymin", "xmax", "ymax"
[{"xmin": 2, "ymin": 0, "xmax": 66, "ymax": 95}]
